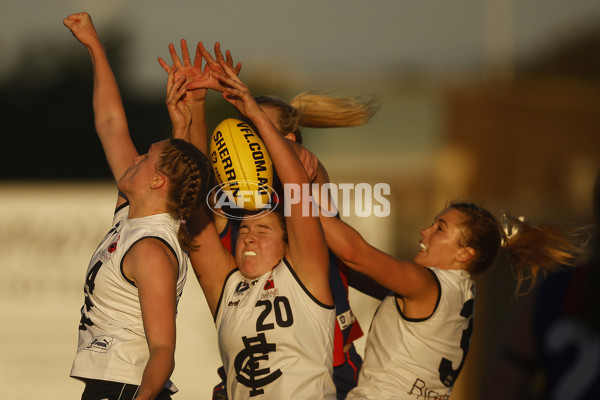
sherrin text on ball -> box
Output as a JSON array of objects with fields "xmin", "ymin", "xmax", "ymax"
[{"xmin": 209, "ymin": 118, "xmax": 274, "ymax": 210}]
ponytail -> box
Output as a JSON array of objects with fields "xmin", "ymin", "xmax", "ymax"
[
  {"xmin": 255, "ymin": 93, "xmax": 379, "ymax": 143},
  {"xmin": 449, "ymin": 202, "xmax": 588, "ymax": 295},
  {"xmin": 289, "ymin": 92, "xmax": 379, "ymax": 129},
  {"xmin": 502, "ymin": 214, "xmax": 589, "ymax": 294}
]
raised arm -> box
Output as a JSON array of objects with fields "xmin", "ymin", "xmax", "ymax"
[
  {"xmin": 158, "ymin": 40, "xmax": 241, "ymax": 153},
  {"xmin": 63, "ymin": 13, "xmax": 138, "ymax": 186},
  {"xmin": 187, "ymin": 208, "xmax": 236, "ymax": 317},
  {"xmin": 165, "ymin": 67, "xmax": 192, "ymax": 141},
  {"xmin": 214, "ymin": 61, "xmax": 332, "ymax": 306},
  {"xmin": 159, "ymin": 40, "xmax": 209, "ymax": 152}
]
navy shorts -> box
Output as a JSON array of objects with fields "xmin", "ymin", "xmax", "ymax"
[{"xmin": 81, "ymin": 379, "xmax": 173, "ymax": 400}]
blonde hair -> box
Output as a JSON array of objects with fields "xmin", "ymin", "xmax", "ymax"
[
  {"xmin": 502, "ymin": 215, "xmax": 588, "ymax": 294},
  {"xmin": 255, "ymin": 92, "xmax": 379, "ymax": 142},
  {"xmin": 449, "ymin": 202, "xmax": 588, "ymax": 295}
]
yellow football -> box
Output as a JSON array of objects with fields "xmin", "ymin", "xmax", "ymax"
[{"xmin": 209, "ymin": 118, "xmax": 274, "ymax": 211}]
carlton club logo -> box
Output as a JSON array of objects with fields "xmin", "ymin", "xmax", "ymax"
[{"xmin": 234, "ymin": 333, "xmax": 282, "ymax": 396}]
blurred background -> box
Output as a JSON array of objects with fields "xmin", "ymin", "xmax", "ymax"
[{"xmin": 1, "ymin": 0, "xmax": 599, "ymax": 399}]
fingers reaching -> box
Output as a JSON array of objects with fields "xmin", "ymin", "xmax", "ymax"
[
  {"xmin": 197, "ymin": 41, "xmax": 217, "ymax": 67},
  {"xmin": 180, "ymin": 39, "xmax": 192, "ymax": 67},
  {"xmin": 158, "ymin": 57, "xmax": 171, "ymax": 73},
  {"xmin": 166, "ymin": 68, "xmax": 187, "ymax": 105},
  {"xmin": 168, "ymin": 43, "xmax": 184, "ymax": 70},
  {"xmin": 214, "ymin": 42, "xmax": 225, "ymax": 65},
  {"xmin": 193, "ymin": 43, "xmax": 203, "ymax": 70},
  {"xmin": 197, "ymin": 41, "xmax": 241, "ymax": 76},
  {"xmin": 165, "ymin": 66, "xmax": 192, "ymax": 139},
  {"xmin": 159, "ymin": 40, "xmax": 242, "ymax": 100}
]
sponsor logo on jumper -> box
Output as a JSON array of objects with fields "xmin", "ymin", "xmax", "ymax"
[
  {"xmin": 336, "ymin": 309, "xmax": 356, "ymax": 331},
  {"xmin": 407, "ymin": 378, "xmax": 449, "ymax": 400},
  {"xmin": 86, "ymin": 336, "xmax": 113, "ymax": 353},
  {"xmin": 263, "ymin": 278, "xmax": 274, "ymax": 291}
]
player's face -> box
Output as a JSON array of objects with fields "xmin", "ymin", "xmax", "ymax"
[
  {"xmin": 117, "ymin": 141, "xmax": 166, "ymax": 195},
  {"xmin": 414, "ymin": 208, "xmax": 468, "ymax": 270},
  {"xmin": 235, "ymin": 211, "xmax": 287, "ymax": 279}
]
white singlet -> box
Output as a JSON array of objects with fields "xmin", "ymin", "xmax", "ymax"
[
  {"xmin": 216, "ymin": 258, "xmax": 336, "ymax": 399},
  {"xmin": 347, "ymin": 268, "xmax": 475, "ymax": 400},
  {"xmin": 70, "ymin": 204, "xmax": 188, "ymax": 391}
]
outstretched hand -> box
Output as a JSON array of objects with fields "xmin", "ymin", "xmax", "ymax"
[
  {"xmin": 212, "ymin": 60, "xmax": 262, "ymax": 121},
  {"xmin": 185, "ymin": 41, "xmax": 241, "ymax": 92},
  {"xmin": 165, "ymin": 68, "xmax": 192, "ymax": 140},
  {"xmin": 158, "ymin": 40, "xmax": 242, "ymax": 101},
  {"xmin": 158, "ymin": 39, "xmax": 209, "ymax": 104},
  {"xmin": 63, "ymin": 12, "xmax": 101, "ymax": 47}
]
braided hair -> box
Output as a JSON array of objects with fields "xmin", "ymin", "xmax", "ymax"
[{"xmin": 156, "ymin": 138, "xmax": 214, "ymax": 252}]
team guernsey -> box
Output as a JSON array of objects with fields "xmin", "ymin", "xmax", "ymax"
[
  {"xmin": 70, "ymin": 203, "xmax": 188, "ymax": 390},
  {"xmin": 347, "ymin": 268, "xmax": 475, "ymax": 400},
  {"xmin": 220, "ymin": 219, "xmax": 363, "ymax": 366},
  {"xmin": 216, "ymin": 258, "xmax": 337, "ymax": 399}
]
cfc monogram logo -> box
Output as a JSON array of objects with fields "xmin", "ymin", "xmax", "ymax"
[{"xmin": 233, "ymin": 333, "xmax": 282, "ymax": 396}]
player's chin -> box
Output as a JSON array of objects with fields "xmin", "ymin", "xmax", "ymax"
[
  {"xmin": 116, "ymin": 174, "xmax": 130, "ymax": 189},
  {"xmin": 413, "ymin": 252, "xmax": 426, "ymax": 265},
  {"xmin": 239, "ymin": 266, "xmax": 259, "ymax": 280}
]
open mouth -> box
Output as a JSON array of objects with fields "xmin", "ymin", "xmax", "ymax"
[{"xmin": 243, "ymin": 251, "xmax": 257, "ymax": 256}]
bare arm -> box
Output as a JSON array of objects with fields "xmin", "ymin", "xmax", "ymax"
[
  {"xmin": 121, "ymin": 239, "xmax": 179, "ymax": 400},
  {"xmin": 64, "ymin": 13, "xmax": 138, "ymax": 190},
  {"xmin": 159, "ymin": 40, "xmax": 240, "ymax": 236},
  {"xmin": 291, "ymin": 138, "xmax": 436, "ymax": 305},
  {"xmin": 187, "ymin": 209, "xmax": 236, "ymax": 317},
  {"xmin": 289, "ymin": 142, "xmax": 389, "ymax": 299},
  {"xmin": 214, "ymin": 62, "xmax": 332, "ymax": 306},
  {"xmin": 189, "ymin": 41, "xmax": 241, "ymax": 153},
  {"xmin": 319, "ymin": 215, "xmax": 433, "ymax": 295},
  {"xmin": 318, "ymin": 212, "xmax": 438, "ymax": 318}
]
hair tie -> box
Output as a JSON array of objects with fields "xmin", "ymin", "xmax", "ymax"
[
  {"xmin": 180, "ymin": 219, "xmax": 187, "ymax": 225},
  {"xmin": 500, "ymin": 213, "xmax": 525, "ymax": 247}
]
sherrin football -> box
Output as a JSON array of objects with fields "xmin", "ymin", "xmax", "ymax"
[{"xmin": 209, "ymin": 118, "xmax": 274, "ymax": 211}]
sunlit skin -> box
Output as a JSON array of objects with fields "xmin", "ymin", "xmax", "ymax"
[
  {"xmin": 64, "ymin": 13, "xmax": 183, "ymax": 400},
  {"xmin": 261, "ymin": 106, "xmax": 281, "ymax": 131},
  {"xmin": 117, "ymin": 141, "xmax": 166, "ymax": 196},
  {"xmin": 230, "ymin": 107, "xmax": 292, "ymax": 281},
  {"xmin": 413, "ymin": 208, "xmax": 471, "ymax": 271},
  {"xmin": 235, "ymin": 211, "xmax": 288, "ymax": 280}
]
